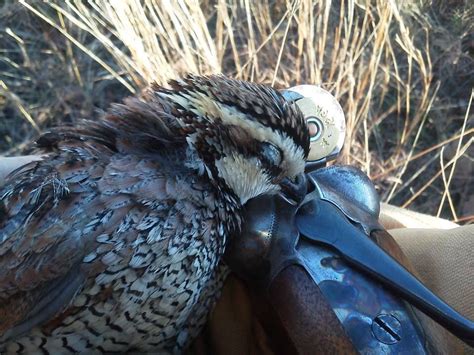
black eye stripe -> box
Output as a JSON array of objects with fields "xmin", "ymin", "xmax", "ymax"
[
  {"xmin": 170, "ymin": 75, "xmax": 310, "ymax": 158},
  {"xmin": 260, "ymin": 142, "xmax": 282, "ymax": 167}
]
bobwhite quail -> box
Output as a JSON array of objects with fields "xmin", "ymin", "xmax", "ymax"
[{"xmin": 0, "ymin": 75, "xmax": 309, "ymax": 353}]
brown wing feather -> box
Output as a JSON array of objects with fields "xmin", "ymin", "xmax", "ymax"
[
  {"xmin": 0, "ymin": 146, "xmax": 225, "ymax": 350},
  {"xmin": 0, "ymin": 108, "xmax": 192, "ymax": 341},
  {"xmin": 0, "ymin": 145, "xmax": 112, "ymax": 336}
]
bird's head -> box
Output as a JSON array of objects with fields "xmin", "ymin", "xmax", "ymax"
[{"xmin": 157, "ymin": 75, "xmax": 310, "ymax": 205}]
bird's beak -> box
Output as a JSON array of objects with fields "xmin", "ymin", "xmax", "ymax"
[{"xmin": 279, "ymin": 173, "xmax": 307, "ymax": 205}]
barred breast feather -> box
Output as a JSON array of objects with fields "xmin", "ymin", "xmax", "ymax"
[
  {"xmin": 0, "ymin": 75, "xmax": 309, "ymax": 354},
  {"xmin": 0, "ymin": 91, "xmax": 237, "ymax": 353}
]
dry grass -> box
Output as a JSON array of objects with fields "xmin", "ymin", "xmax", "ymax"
[{"xmin": 1, "ymin": 0, "xmax": 473, "ymax": 222}]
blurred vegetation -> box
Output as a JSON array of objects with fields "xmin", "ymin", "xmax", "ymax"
[{"xmin": 0, "ymin": 0, "xmax": 472, "ymax": 222}]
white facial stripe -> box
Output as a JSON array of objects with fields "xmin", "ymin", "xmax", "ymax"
[
  {"xmin": 163, "ymin": 91, "xmax": 306, "ymax": 179},
  {"xmin": 214, "ymin": 154, "xmax": 278, "ymax": 204}
]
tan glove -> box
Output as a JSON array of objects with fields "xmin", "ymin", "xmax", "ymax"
[{"xmin": 385, "ymin": 205, "xmax": 473, "ymax": 354}]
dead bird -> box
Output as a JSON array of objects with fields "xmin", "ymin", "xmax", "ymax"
[{"xmin": 0, "ymin": 75, "xmax": 309, "ymax": 353}]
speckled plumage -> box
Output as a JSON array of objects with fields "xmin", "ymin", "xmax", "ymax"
[{"xmin": 0, "ymin": 75, "xmax": 309, "ymax": 353}]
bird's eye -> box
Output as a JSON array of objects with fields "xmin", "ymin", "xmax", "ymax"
[{"xmin": 260, "ymin": 142, "xmax": 282, "ymax": 166}]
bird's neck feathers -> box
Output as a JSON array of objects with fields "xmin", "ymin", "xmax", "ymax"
[
  {"xmin": 104, "ymin": 97, "xmax": 246, "ymax": 237},
  {"xmin": 95, "ymin": 90, "xmax": 244, "ymax": 205}
]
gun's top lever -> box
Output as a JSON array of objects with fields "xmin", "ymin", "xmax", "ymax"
[{"xmin": 296, "ymin": 180, "xmax": 474, "ymax": 347}]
